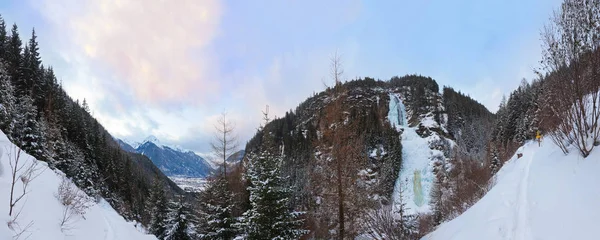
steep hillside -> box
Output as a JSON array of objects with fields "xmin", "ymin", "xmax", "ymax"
[
  {"xmin": 244, "ymin": 76, "xmax": 494, "ymax": 238},
  {"xmin": 0, "ymin": 131, "xmax": 156, "ymax": 240},
  {"xmin": 117, "ymin": 139, "xmax": 137, "ymax": 153},
  {"xmin": 424, "ymin": 140, "xmax": 600, "ymax": 240},
  {"xmin": 0, "ymin": 17, "xmax": 182, "ymax": 230}
]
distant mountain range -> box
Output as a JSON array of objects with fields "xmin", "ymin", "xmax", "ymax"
[{"xmin": 117, "ymin": 136, "xmax": 217, "ymax": 178}]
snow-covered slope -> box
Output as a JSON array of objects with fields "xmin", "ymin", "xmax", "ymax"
[
  {"xmin": 424, "ymin": 140, "xmax": 600, "ymax": 240},
  {"xmin": 0, "ymin": 131, "xmax": 156, "ymax": 240}
]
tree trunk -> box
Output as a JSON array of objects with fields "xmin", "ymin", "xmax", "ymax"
[{"xmin": 337, "ymin": 154, "xmax": 344, "ymax": 240}]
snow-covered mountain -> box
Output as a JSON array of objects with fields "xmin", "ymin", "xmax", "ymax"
[
  {"xmin": 0, "ymin": 131, "xmax": 155, "ymax": 240},
  {"xmin": 424, "ymin": 141, "xmax": 600, "ymax": 240},
  {"xmin": 118, "ymin": 137, "xmax": 215, "ymax": 178}
]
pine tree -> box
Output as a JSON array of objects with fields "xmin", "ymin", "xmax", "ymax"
[
  {"xmin": 149, "ymin": 180, "xmax": 170, "ymax": 239},
  {"xmin": 0, "ymin": 62, "xmax": 15, "ymax": 136},
  {"xmin": 430, "ymin": 157, "xmax": 448, "ymax": 225},
  {"xmin": 166, "ymin": 198, "xmax": 196, "ymax": 240},
  {"xmin": 26, "ymin": 29, "xmax": 44, "ymax": 110},
  {"xmin": 490, "ymin": 147, "xmax": 501, "ymax": 175},
  {"xmin": 392, "ymin": 181, "xmax": 417, "ymax": 239},
  {"xmin": 240, "ymin": 107, "xmax": 305, "ymax": 239},
  {"xmin": 6, "ymin": 24, "xmax": 22, "ymax": 96},
  {"xmin": 0, "ymin": 15, "xmax": 7, "ymax": 61},
  {"xmin": 197, "ymin": 175, "xmax": 238, "ymax": 240},
  {"xmin": 242, "ymin": 150, "xmax": 305, "ymax": 240},
  {"xmin": 14, "ymin": 95, "xmax": 45, "ymax": 157}
]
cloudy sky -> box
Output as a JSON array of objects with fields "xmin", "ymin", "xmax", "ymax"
[{"xmin": 0, "ymin": 0, "xmax": 561, "ymax": 154}]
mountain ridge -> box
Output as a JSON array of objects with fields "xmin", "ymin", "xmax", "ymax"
[{"xmin": 118, "ymin": 136, "xmax": 216, "ymax": 178}]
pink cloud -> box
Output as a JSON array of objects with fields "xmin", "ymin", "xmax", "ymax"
[{"xmin": 39, "ymin": 0, "xmax": 223, "ymax": 105}]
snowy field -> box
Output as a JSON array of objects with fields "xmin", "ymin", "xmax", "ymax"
[
  {"xmin": 424, "ymin": 140, "xmax": 600, "ymax": 240},
  {"xmin": 0, "ymin": 131, "xmax": 156, "ymax": 240},
  {"xmin": 169, "ymin": 176, "xmax": 207, "ymax": 192}
]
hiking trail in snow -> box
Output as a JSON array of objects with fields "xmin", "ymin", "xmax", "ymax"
[{"xmin": 425, "ymin": 140, "xmax": 600, "ymax": 240}]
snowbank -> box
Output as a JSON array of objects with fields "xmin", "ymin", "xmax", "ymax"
[
  {"xmin": 0, "ymin": 131, "xmax": 156, "ymax": 240},
  {"xmin": 423, "ymin": 140, "xmax": 600, "ymax": 240}
]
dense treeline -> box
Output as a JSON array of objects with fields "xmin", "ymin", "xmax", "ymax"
[
  {"xmin": 443, "ymin": 87, "xmax": 495, "ymax": 158},
  {"xmin": 245, "ymin": 79, "xmax": 404, "ymax": 239},
  {"xmin": 390, "ymin": 74, "xmax": 441, "ymax": 124},
  {"xmin": 0, "ymin": 14, "xmax": 181, "ymax": 229},
  {"xmin": 492, "ymin": 0, "xmax": 600, "ymax": 159},
  {"xmin": 242, "ymin": 74, "xmax": 500, "ymax": 238}
]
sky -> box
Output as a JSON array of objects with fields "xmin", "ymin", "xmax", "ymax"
[{"xmin": 0, "ymin": 0, "xmax": 562, "ymax": 154}]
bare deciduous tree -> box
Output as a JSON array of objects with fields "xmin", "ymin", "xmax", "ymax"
[
  {"xmin": 330, "ymin": 50, "xmax": 344, "ymax": 87},
  {"xmin": 211, "ymin": 112, "xmax": 239, "ymax": 176},
  {"xmin": 6, "ymin": 145, "xmax": 43, "ymax": 240},
  {"xmin": 56, "ymin": 175, "xmax": 92, "ymax": 232},
  {"xmin": 362, "ymin": 182, "xmax": 416, "ymax": 240},
  {"xmin": 311, "ymin": 53, "xmax": 371, "ymax": 239},
  {"xmin": 541, "ymin": 0, "xmax": 600, "ymax": 157}
]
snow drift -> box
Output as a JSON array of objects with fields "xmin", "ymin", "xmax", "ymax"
[
  {"xmin": 423, "ymin": 139, "xmax": 600, "ymax": 240},
  {"xmin": 0, "ymin": 131, "xmax": 156, "ymax": 240}
]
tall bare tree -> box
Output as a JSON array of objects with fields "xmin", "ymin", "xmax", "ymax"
[
  {"xmin": 211, "ymin": 112, "xmax": 239, "ymax": 176},
  {"xmin": 311, "ymin": 52, "xmax": 370, "ymax": 239},
  {"xmin": 330, "ymin": 50, "xmax": 344, "ymax": 87}
]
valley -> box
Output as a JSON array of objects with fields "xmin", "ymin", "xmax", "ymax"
[{"xmin": 0, "ymin": 0, "xmax": 598, "ymax": 239}]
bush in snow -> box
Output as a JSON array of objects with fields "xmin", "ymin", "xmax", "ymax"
[{"xmin": 55, "ymin": 175, "xmax": 92, "ymax": 232}]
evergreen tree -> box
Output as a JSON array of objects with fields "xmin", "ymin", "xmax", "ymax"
[
  {"xmin": 149, "ymin": 180, "xmax": 170, "ymax": 239},
  {"xmin": 241, "ymin": 149, "xmax": 305, "ymax": 240},
  {"xmin": 166, "ymin": 199, "xmax": 196, "ymax": 240},
  {"xmin": 240, "ymin": 108, "xmax": 305, "ymax": 239},
  {"xmin": 0, "ymin": 15, "xmax": 7, "ymax": 60},
  {"xmin": 490, "ymin": 147, "xmax": 501, "ymax": 175},
  {"xmin": 6, "ymin": 24, "xmax": 22, "ymax": 95},
  {"xmin": 14, "ymin": 95, "xmax": 45, "ymax": 157},
  {"xmin": 26, "ymin": 29, "xmax": 44, "ymax": 110},
  {"xmin": 197, "ymin": 175, "xmax": 238, "ymax": 240},
  {"xmin": 0, "ymin": 63, "xmax": 15, "ymax": 136}
]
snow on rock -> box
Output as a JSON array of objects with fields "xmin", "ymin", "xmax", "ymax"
[
  {"xmin": 424, "ymin": 140, "xmax": 600, "ymax": 240},
  {"xmin": 0, "ymin": 131, "xmax": 156, "ymax": 240},
  {"xmin": 388, "ymin": 93, "xmax": 435, "ymax": 214}
]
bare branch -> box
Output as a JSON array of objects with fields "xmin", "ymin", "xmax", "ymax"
[
  {"xmin": 211, "ymin": 111, "xmax": 239, "ymax": 176},
  {"xmin": 56, "ymin": 175, "xmax": 92, "ymax": 232}
]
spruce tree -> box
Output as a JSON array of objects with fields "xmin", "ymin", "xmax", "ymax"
[
  {"xmin": 197, "ymin": 174, "xmax": 238, "ymax": 240},
  {"xmin": 149, "ymin": 181, "xmax": 170, "ymax": 239},
  {"xmin": 14, "ymin": 95, "xmax": 45, "ymax": 157},
  {"xmin": 166, "ymin": 199, "xmax": 195, "ymax": 240},
  {"xmin": 490, "ymin": 147, "xmax": 501, "ymax": 175},
  {"xmin": 0, "ymin": 15, "xmax": 7, "ymax": 60},
  {"xmin": 242, "ymin": 149, "xmax": 305, "ymax": 240},
  {"xmin": 0, "ymin": 63, "xmax": 15, "ymax": 136},
  {"xmin": 241, "ymin": 109, "xmax": 305, "ymax": 240},
  {"xmin": 7, "ymin": 24, "xmax": 22, "ymax": 95},
  {"xmin": 26, "ymin": 29, "xmax": 44, "ymax": 110}
]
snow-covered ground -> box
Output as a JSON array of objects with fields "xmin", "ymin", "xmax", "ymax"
[
  {"xmin": 424, "ymin": 140, "xmax": 600, "ymax": 240},
  {"xmin": 0, "ymin": 131, "xmax": 156, "ymax": 240},
  {"xmin": 388, "ymin": 93, "xmax": 437, "ymax": 214},
  {"xmin": 169, "ymin": 176, "xmax": 207, "ymax": 192}
]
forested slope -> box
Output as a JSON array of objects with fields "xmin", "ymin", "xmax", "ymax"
[{"xmin": 0, "ymin": 15, "xmax": 181, "ymax": 229}]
